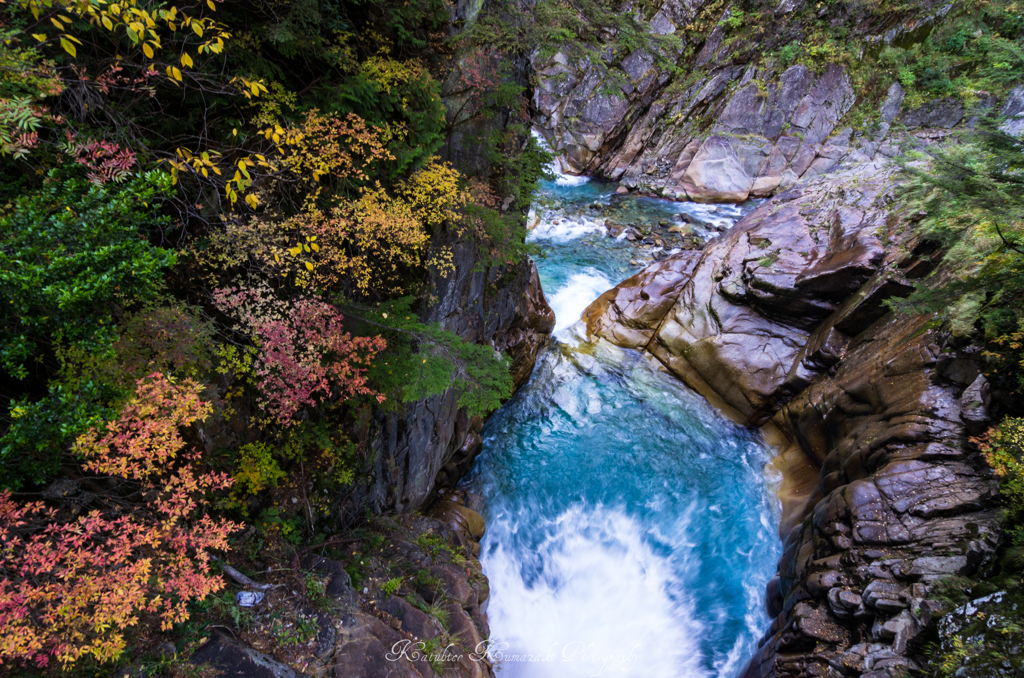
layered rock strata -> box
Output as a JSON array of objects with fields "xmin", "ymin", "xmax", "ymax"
[{"xmin": 583, "ymin": 161, "xmax": 1002, "ymax": 678}]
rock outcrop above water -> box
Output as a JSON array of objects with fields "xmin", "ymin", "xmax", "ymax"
[
  {"xmin": 585, "ymin": 160, "xmax": 907, "ymax": 426},
  {"xmin": 347, "ymin": 253, "xmax": 554, "ymax": 518},
  {"xmin": 583, "ymin": 158, "xmax": 1002, "ymax": 678}
]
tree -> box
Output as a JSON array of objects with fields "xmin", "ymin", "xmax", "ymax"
[
  {"xmin": 0, "ymin": 373, "xmax": 239, "ymax": 667},
  {"xmin": 896, "ymin": 121, "xmax": 1024, "ymax": 340}
]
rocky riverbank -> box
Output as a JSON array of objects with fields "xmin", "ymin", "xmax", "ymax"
[{"xmin": 582, "ymin": 153, "xmax": 1005, "ymax": 677}]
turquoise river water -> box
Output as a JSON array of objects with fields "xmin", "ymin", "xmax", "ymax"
[{"xmin": 461, "ymin": 166, "xmax": 783, "ymax": 678}]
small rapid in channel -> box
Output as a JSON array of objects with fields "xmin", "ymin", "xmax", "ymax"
[{"xmin": 460, "ymin": 167, "xmax": 781, "ymax": 678}]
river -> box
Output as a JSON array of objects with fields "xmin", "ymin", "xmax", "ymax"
[{"xmin": 460, "ymin": 167, "xmax": 783, "ymax": 678}]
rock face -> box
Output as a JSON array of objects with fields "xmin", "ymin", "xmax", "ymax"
[
  {"xmin": 586, "ymin": 161, "xmax": 903, "ymax": 425},
  {"xmin": 346, "ymin": 0, "xmax": 556, "ymax": 518},
  {"xmin": 349, "ymin": 252, "xmax": 553, "ymax": 517},
  {"xmin": 531, "ymin": 0, "xmax": 958, "ymax": 202},
  {"xmin": 583, "ymin": 159, "xmax": 1003, "ymax": 677}
]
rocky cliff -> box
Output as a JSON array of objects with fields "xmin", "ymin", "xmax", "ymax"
[
  {"xmin": 582, "ymin": 155, "xmax": 1005, "ymax": 676},
  {"xmin": 532, "ymin": 0, "xmax": 994, "ymax": 203},
  {"xmin": 531, "ymin": 1, "xmax": 1024, "ymax": 674},
  {"xmin": 349, "ymin": 250, "xmax": 554, "ymax": 518}
]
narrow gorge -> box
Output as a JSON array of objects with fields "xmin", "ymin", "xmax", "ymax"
[{"xmin": 1, "ymin": 0, "xmax": 1021, "ymax": 676}]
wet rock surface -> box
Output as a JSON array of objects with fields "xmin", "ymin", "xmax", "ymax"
[{"xmin": 583, "ymin": 157, "xmax": 1003, "ymax": 676}]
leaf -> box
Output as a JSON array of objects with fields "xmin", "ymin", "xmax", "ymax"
[
  {"xmin": 60, "ymin": 38, "xmax": 76, "ymax": 57},
  {"xmin": 51, "ymin": 18, "xmax": 64, "ymax": 29},
  {"xmin": 245, "ymin": 194, "xmax": 259, "ymax": 209},
  {"xmin": 288, "ymin": 247, "xmax": 302, "ymax": 257},
  {"xmin": 181, "ymin": 52, "xmax": 193, "ymax": 68},
  {"xmin": 192, "ymin": 22, "xmax": 203, "ymax": 37},
  {"xmin": 142, "ymin": 42, "xmax": 154, "ymax": 58},
  {"xmin": 250, "ymin": 82, "xmax": 260, "ymax": 97},
  {"xmin": 304, "ymin": 262, "xmax": 314, "ymax": 272},
  {"xmin": 31, "ymin": 33, "xmax": 47, "ymax": 42},
  {"xmin": 207, "ymin": 0, "xmax": 216, "ymax": 9},
  {"xmin": 171, "ymin": 66, "xmax": 182, "ymax": 81},
  {"xmin": 310, "ymin": 243, "xmax": 320, "ymax": 252},
  {"xmin": 101, "ymin": 15, "xmax": 113, "ymax": 30}
]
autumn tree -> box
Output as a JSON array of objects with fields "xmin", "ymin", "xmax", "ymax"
[{"xmin": 0, "ymin": 374, "xmax": 239, "ymax": 667}]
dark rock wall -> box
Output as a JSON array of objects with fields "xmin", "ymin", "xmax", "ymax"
[
  {"xmin": 350, "ymin": 251, "xmax": 553, "ymax": 516},
  {"xmin": 345, "ymin": 0, "xmax": 555, "ymax": 518},
  {"xmin": 582, "ymin": 156, "xmax": 1003, "ymax": 677}
]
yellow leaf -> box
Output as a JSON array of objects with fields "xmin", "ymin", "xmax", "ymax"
[
  {"xmin": 181, "ymin": 52, "xmax": 193, "ymax": 68},
  {"xmin": 272, "ymin": 133, "xmax": 280, "ymax": 144},
  {"xmin": 109, "ymin": 3, "xmax": 121, "ymax": 15},
  {"xmin": 142, "ymin": 42, "xmax": 154, "ymax": 58},
  {"xmin": 101, "ymin": 16, "xmax": 113, "ymax": 30},
  {"xmin": 192, "ymin": 22, "xmax": 203, "ymax": 37},
  {"xmin": 288, "ymin": 247, "xmax": 302, "ymax": 257},
  {"xmin": 207, "ymin": 0, "xmax": 216, "ymax": 9},
  {"xmin": 60, "ymin": 38, "xmax": 76, "ymax": 57},
  {"xmin": 305, "ymin": 262, "xmax": 314, "ymax": 272},
  {"xmin": 232, "ymin": 128, "xmax": 238, "ymax": 136},
  {"xmin": 31, "ymin": 33, "xmax": 46, "ymax": 42},
  {"xmin": 171, "ymin": 66, "xmax": 182, "ymax": 81},
  {"xmin": 245, "ymin": 194, "xmax": 259, "ymax": 209},
  {"xmin": 51, "ymin": 18, "xmax": 64, "ymax": 29},
  {"xmin": 303, "ymin": 244, "xmax": 311, "ymax": 253},
  {"xmin": 250, "ymin": 82, "xmax": 260, "ymax": 97},
  {"xmin": 310, "ymin": 243, "xmax": 320, "ymax": 252}
]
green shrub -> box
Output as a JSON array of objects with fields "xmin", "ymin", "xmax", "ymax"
[{"xmin": 0, "ymin": 167, "xmax": 176, "ymax": 380}]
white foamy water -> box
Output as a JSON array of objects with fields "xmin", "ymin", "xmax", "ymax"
[
  {"xmin": 554, "ymin": 171, "xmax": 591, "ymax": 187},
  {"xmin": 547, "ymin": 268, "xmax": 614, "ymax": 333},
  {"xmin": 533, "ymin": 129, "xmax": 591, "ymax": 188},
  {"xmin": 483, "ymin": 505, "xmax": 708, "ymax": 678},
  {"xmin": 528, "ymin": 215, "xmax": 606, "ymax": 243}
]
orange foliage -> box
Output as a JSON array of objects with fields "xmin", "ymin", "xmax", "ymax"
[{"xmin": 0, "ymin": 374, "xmax": 239, "ymax": 667}]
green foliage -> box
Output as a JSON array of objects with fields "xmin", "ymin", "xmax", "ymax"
[
  {"xmin": 893, "ymin": 121, "xmax": 1024, "ymax": 342},
  {"xmin": 233, "ymin": 442, "xmax": 288, "ymax": 495},
  {"xmin": 468, "ymin": 0, "xmax": 682, "ymax": 92},
  {"xmin": 382, "ymin": 576, "xmax": 402, "ymax": 596},
  {"xmin": 0, "ymin": 167, "xmax": 176, "ymax": 380},
  {"xmin": 361, "ymin": 297, "xmax": 514, "ymax": 416}
]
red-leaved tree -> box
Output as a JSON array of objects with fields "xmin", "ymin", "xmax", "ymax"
[
  {"xmin": 212, "ymin": 284, "xmax": 386, "ymax": 425},
  {"xmin": 0, "ymin": 373, "xmax": 240, "ymax": 667}
]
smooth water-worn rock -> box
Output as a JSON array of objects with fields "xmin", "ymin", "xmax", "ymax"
[
  {"xmin": 583, "ymin": 153, "xmax": 1002, "ymax": 677},
  {"xmin": 586, "ymin": 160, "xmax": 902, "ymax": 425}
]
